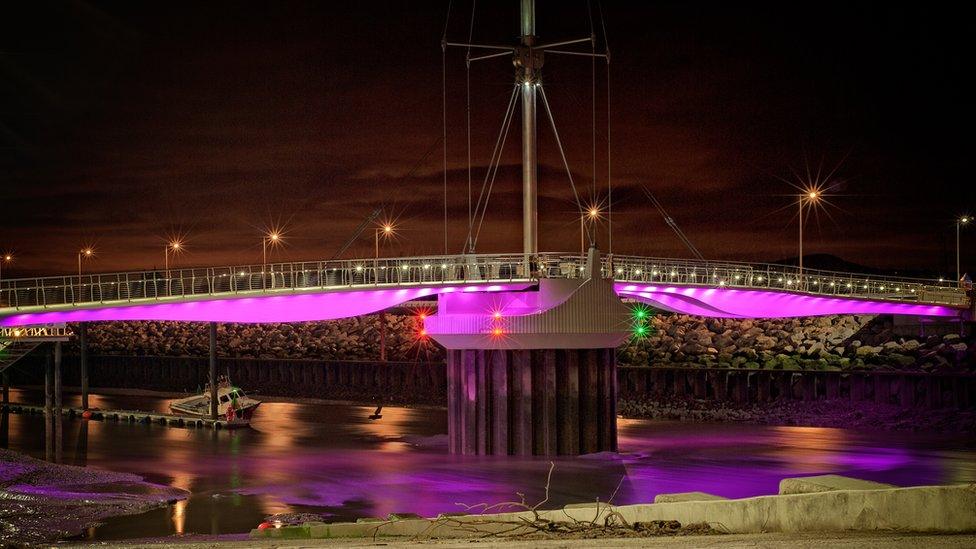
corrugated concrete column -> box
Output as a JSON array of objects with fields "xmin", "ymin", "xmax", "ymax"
[
  {"xmin": 557, "ymin": 349, "xmax": 580, "ymax": 455},
  {"xmin": 447, "ymin": 348, "xmax": 616, "ymax": 456}
]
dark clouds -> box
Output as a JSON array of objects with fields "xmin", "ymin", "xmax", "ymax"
[{"xmin": 1, "ymin": 1, "xmax": 973, "ymax": 277}]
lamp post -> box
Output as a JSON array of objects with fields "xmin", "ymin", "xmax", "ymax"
[
  {"xmin": 958, "ymin": 216, "xmax": 971, "ymax": 282},
  {"xmin": 78, "ymin": 248, "xmax": 94, "ymax": 278},
  {"xmin": 261, "ymin": 231, "xmax": 282, "ymax": 290},
  {"xmin": 77, "ymin": 248, "xmax": 94, "ymax": 303},
  {"xmin": 582, "ymin": 206, "xmax": 599, "ymax": 256},
  {"xmin": 164, "ymin": 240, "xmax": 182, "ymax": 295},
  {"xmin": 374, "ymin": 223, "xmax": 394, "ymax": 362},
  {"xmin": 164, "ymin": 240, "xmax": 182, "ymax": 274},
  {"xmin": 0, "ymin": 253, "xmax": 11, "ymax": 283},
  {"xmin": 374, "ymin": 223, "xmax": 394, "ymax": 274},
  {"xmin": 798, "ymin": 191, "xmax": 819, "ymax": 285}
]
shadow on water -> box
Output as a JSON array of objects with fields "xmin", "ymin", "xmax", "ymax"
[{"xmin": 2, "ymin": 387, "xmax": 975, "ymax": 541}]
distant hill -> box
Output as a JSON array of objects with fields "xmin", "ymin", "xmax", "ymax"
[{"xmin": 771, "ymin": 254, "xmax": 942, "ymax": 280}]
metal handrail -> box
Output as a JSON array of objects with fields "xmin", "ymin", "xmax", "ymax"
[
  {"xmin": 606, "ymin": 255, "xmax": 967, "ymax": 306},
  {"xmin": 0, "ymin": 252, "xmax": 969, "ymax": 311}
]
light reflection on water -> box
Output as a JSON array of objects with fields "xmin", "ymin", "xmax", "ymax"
[{"xmin": 2, "ymin": 388, "xmax": 974, "ymax": 540}]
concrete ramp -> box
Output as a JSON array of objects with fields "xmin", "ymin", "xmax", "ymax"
[{"xmin": 779, "ymin": 474, "xmax": 896, "ymax": 495}]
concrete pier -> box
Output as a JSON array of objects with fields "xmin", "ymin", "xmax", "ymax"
[
  {"xmin": 54, "ymin": 341, "xmax": 62, "ymax": 411},
  {"xmin": 429, "ymin": 248, "xmax": 630, "ymax": 456},
  {"xmin": 208, "ymin": 321, "xmax": 218, "ymax": 420},
  {"xmin": 79, "ymin": 321, "xmax": 89, "ymax": 409},
  {"xmin": 447, "ymin": 348, "xmax": 617, "ymax": 455}
]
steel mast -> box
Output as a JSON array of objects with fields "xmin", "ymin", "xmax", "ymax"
[
  {"xmin": 445, "ymin": 0, "xmax": 606, "ymax": 257},
  {"xmin": 518, "ymin": 0, "xmax": 540, "ymax": 257}
]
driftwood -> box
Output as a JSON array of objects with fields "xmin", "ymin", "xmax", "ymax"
[{"xmin": 384, "ymin": 462, "xmax": 717, "ymax": 541}]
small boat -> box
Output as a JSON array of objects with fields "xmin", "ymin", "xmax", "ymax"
[{"xmin": 170, "ymin": 376, "xmax": 261, "ymax": 422}]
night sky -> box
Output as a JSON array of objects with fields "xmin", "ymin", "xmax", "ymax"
[{"xmin": 1, "ymin": 2, "xmax": 972, "ymax": 277}]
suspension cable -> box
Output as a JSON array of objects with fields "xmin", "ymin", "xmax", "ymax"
[
  {"xmin": 472, "ymin": 88, "xmax": 519, "ymax": 249},
  {"xmin": 587, "ymin": 0, "xmax": 597, "ymax": 246},
  {"xmin": 441, "ymin": 0, "xmax": 453, "ymax": 254},
  {"xmin": 538, "ymin": 86, "xmax": 585, "ymax": 231},
  {"xmin": 465, "ymin": 0, "xmax": 476, "ymax": 253},
  {"xmin": 598, "ymin": 0, "xmax": 611, "ymax": 254},
  {"xmin": 467, "ymin": 85, "xmax": 520, "ymax": 252}
]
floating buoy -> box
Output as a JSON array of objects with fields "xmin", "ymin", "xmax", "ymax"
[
  {"xmin": 257, "ymin": 521, "xmax": 273, "ymax": 530},
  {"xmin": 81, "ymin": 410, "xmax": 93, "ymax": 420}
]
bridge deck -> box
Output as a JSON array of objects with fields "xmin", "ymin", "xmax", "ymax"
[{"xmin": 0, "ymin": 253, "xmax": 968, "ymax": 324}]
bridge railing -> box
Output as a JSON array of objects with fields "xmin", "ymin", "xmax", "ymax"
[
  {"xmin": 604, "ymin": 255, "xmax": 968, "ymax": 306},
  {"xmin": 0, "ymin": 252, "xmax": 968, "ymax": 311},
  {"xmin": 0, "ymin": 254, "xmax": 535, "ymax": 311}
]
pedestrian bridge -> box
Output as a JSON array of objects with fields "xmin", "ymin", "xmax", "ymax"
[{"xmin": 0, "ymin": 253, "xmax": 969, "ymax": 327}]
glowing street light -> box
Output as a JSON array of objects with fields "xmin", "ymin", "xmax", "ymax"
[
  {"xmin": 797, "ymin": 188, "xmax": 821, "ymax": 282},
  {"xmin": 164, "ymin": 239, "xmax": 184, "ymax": 274},
  {"xmin": 374, "ymin": 222, "xmax": 396, "ymax": 278},
  {"xmin": 78, "ymin": 248, "xmax": 95, "ymax": 278},
  {"xmin": 581, "ymin": 205, "xmax": 601, "ymax": 255},
  {"xmin": 0, "ymin": 253, "xmax": 12, "ymax": 283},
  {"xmin": 375, "ymin": 223, "xmax": 395, "ymax": 260},
  {"xmin": 262, "ymin": 230, "xmax": 283, "ymax": 290},
  {"xmin": 958, "ymin": 215, "xmax": 971, "ymax": 282}
]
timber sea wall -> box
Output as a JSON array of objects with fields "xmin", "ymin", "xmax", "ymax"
[{"xmin": 9, "ymin": 355, "xmax": 974, "ymax": 411}]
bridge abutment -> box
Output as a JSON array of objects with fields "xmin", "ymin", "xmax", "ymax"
[{"xmin": 447, "ymin": 347, "xmax": 616, "ymax": 455}]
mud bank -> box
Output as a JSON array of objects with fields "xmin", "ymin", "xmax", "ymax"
[
  {"xmin": 618, "ymin": 397, "xmax": 976, "ymax": 433},
  {"xmin": 0, "ymin": 448, "xmax": 187, "ymax": 545}
]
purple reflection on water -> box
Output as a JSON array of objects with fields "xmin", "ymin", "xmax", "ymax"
[{"xmin": 2, "ymin": 390, "xmax": 973, "ymax": 539}]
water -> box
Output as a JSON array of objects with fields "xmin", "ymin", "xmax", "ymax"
[{"xmin": 2, "ymin": 388, "xmax": 974, "ymax": 541}]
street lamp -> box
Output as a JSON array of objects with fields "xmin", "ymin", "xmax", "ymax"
[
  {"xmin": 0, "ymin": 253, "xmax": 11, "ymax": 283},
  {"xmin": 164, "ymin": 239, "xmax": 183, "ymax": 295},
  {"xmin": 374, "ymin": 223, "xmax": 395, "ymax": 278},
  {"xmin": 375, "ymin": 223, "xmax": 394, "ymax": 260},
  {"xmin": 798, "ymin": 190, "xmax": 820, "ymax": 283},
  {"xmin": 78, "ymin": 248, "xmax": 94, "ymax": 278},
  {"xmin": 958, "ymin": 216, "xmax": 971, "ymax": 282},
  {"xmin": 262, "ymin": 231, "xmax": 282, "ymax": 290},
  {"xmin": 164, "ymin": 239, "xmax": 183, "ymax": 273},
  {"xmin": 582, "ymin": 206, "xmax": 600, "ymax": 255}
]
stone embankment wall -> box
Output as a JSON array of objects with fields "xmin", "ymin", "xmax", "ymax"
[
  {"xmin": 63, "ymin": 314, "xmax": 974, "ymax": 373},
  {"xmin": 64, "ymin": 317, "xmax": 442, "ymax": 362},
  {"xmin": 621, "ymin": 314, "xmax": 975, "ymax": 372}
]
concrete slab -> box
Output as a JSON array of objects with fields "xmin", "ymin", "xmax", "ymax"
[
  {"xmin": 779, "ymin": 475, "xmax": 896, "ymax": 495},
  {"xmin": 618, "ymin": 484, "xmax": 976, "ymax": 534},
  {"xmin": 654, "ymin": 491, "xmax": 729, "ymax": 503},
  {"xmin": 250, "ymin": 483, "xmax": 976, "ymax": 540}
]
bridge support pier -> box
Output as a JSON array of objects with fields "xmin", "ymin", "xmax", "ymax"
[
  {"xmin": 447, "ymin": 348, "xmax": 617, "ymax": 456},
  {"xmin": 44, "ymin": 350, "xmax": 52, "ymax": 411},
  {"xmin": 208, "ymin": 322, "xmax": 218, "ymax": 420},
  {"xmin": 80, "ymin": 322, "xmax": 89, "ymax": 410},
  {"xmin": 54, "ymin": 341, "xmax": 62, "ymax": 411}
]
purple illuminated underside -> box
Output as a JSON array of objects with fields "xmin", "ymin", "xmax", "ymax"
[
  {"xmin": 1, "ymin": 281, "xmax": 961, "ymax": 327},
  {"xmin": 615, "ymin": 283, "xmax": 961, "ymax": 318},
  {"xmin": 0, "ymin": 283, "xmax": 531, "ymax": 327}
]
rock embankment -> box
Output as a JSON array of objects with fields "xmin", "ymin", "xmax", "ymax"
[
  {"xmin": 68, "ymin": 316, "xmax": 442, "ymax": 362},
  {"xmin": 620, "ymin": 314, "xmax": 974, "ymax": 372},
  {"xmin": 67, "ymin": 313, "xmax": 974, "ymax": 372}
]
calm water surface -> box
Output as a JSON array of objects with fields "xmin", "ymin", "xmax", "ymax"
[{"xmin": 2, "ymin": 388, "xmax": 974, "ymax": 540}]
